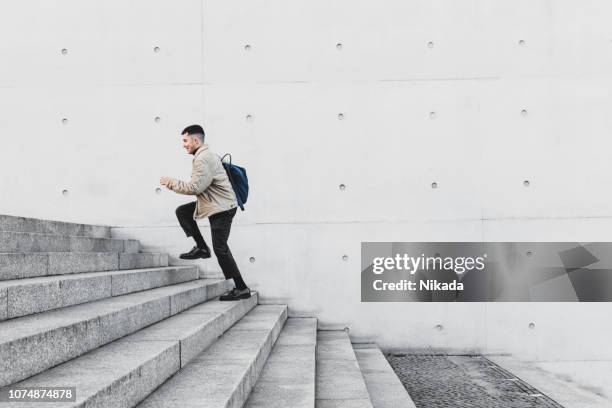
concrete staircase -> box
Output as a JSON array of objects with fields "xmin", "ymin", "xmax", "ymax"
[{"xmin": 0, "ymin": 214, "xmax": 411, "ymax": 408}]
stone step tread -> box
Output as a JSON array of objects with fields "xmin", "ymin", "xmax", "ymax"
[
  {"xmin": 0, "ymin": 229, "xmax": 117, "ymax": 241},
  {"xmin": 0, "ymin": 214, "xmax": 111, "ymax": 239},
  {"xmin": 0, "ymin": 251, "xmax": 166, "ymax": 255},
  {"xmin": 316, "ymin": 331, "xmax": 374, "ymax": 408},
  {"xmin": 0, "ymin": 294, "xmax": 258, "ymax": 408},
  {"xmin": 244, "ymin": 317, "xmax": 318, "ymax": 408},
  {"xmin": 0, "ymin": 265, "xmax": 196, "ymax": 289},
  {"xmin": 0, "ymin": 230, "xmax": 139, "ymax": 253},
  {"xmin": 136, "ymin": 305, "xmax": 288, "ymax": 408},
  {"xmin": 0, "ymin": 278, "xmax": 231, "ymax": 386},
  {"xmin": 0, "ymin": 278, "xmax": 226, "ymax": 342},
  {"xmin": 0, "ymin": 265, "xmax": 199, "ymax": 321},
  {"xmin": 0, "ymin": 252, "xmax": 169, "ymax": 281},
  {"xmin": 354, "ymin": 345, "xmax": 417, "ymax": 408}
]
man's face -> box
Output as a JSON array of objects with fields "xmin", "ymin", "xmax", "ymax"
[{"xmin": 182, "ymin": 134, "xmax": 199, "ymax": 154}]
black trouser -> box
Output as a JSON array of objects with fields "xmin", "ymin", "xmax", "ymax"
[{"xmin": 175, "ymin": 202, "xmax": 243, "ymax": 280}]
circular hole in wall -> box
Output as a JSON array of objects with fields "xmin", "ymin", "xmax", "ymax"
[
  {"xmin": 62, "ymin": 189, "xmax": 69, "ymax": 196},
  {"xmin": 528, "ymin": 322, "xmax": 535, "ymax": 329},
  {"xmin": 339, "ymin": 184, "xmax": 346, "ymax": 191},
  {"xmin": 431, "ymin": 182, "xmax": 438, "ymax": 189},
  {"xmin": 61, "ymin": 48, "xmax": 68, "ymax": 55},
  {"xmin": 435, "ymin": 324, "xmax": 444, "ymax": 331},
  {"xmin": 336, "ymin": 43, "xmax": 343, "ymax": 50},
  {"xmin": 61, "ymin": 118, "xmax": 69, "ymax": 125},
  {"xmin": 153, "ymin": 46, "xmax": 160, "ymax": 53},
  {"xmin": 521, "ymin": 109, "xmax": 528, "ymax": 116},
  {"xmin": 427, "ymin": 41, "xmax": 434, "ymax": 48},
  {"xmin": 244, "ymin": 44, "xmax": 252, "ymax": 51},
  {"xmin": 342, "ymin": 255, "xmax": 348, "ymax": 261},
  {"xmin": 337, "ymin": 113, "xmax": 344, "ymax": 120},
  {"xmin": 249, "ymin": 256, "xmax": 256, "ymax": 263},
  {"xmin": 519, "ymin": 39, "xmax": 526, "ymax": 46},
  {"xmin": 523, "ymin": 180, "xmax": 530, "ymax": 187},
  {"xmin": 429, "ymin": 111, "xmax": 437, "ymax": 119},
  {"xmin": 155, "ymin": 187, "xmax": 162, "ymax": 194},
  {"xmin": 154, "ymin": 116, "xmax": 161, "ymax": 123}
]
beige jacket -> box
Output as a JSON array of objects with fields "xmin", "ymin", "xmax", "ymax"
[{"xmin": 168, "ymin": 144, "xmax": 237, "ymax": 219}]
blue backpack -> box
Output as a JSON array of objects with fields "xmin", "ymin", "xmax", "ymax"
[{"xmin": 220, "ymin": 154, "xmax": 249, "ymax": 211}]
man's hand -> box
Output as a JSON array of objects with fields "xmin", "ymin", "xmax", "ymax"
[{"xmin": 160, "ymin": 177, "xmax": 172, "ymax": 188}]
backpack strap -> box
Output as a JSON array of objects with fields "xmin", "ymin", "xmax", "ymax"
[{"xmin": 220, "ymin": 153, "xmax": 232, "ymax": 166}]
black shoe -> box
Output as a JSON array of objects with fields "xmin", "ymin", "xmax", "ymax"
[
  {"xmin": 219, "ymin": 287, "xmax": 251, "ymax": 301},
  {"xmin": 179, "ymin": 246, "xmax": 211, "ymax": 260}
]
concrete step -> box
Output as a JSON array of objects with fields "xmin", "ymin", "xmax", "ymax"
[
  {"xmin": 0, "ymin": 231, "xmax": 139, "ymax": 253},
  {"xmin": 0, "ymin": 294, "xmax": 258, "ymax": 408},
  {"xmin": 0, "ymin": 278, "xmax": 232, "ymax": 387},
  {"xmin": 0, "ymin": 214, "xmax": 111, "ymax": 239},
  {"xmin": 137, "ymin": 304, "xmax": 288, "ymax": 408},
  {"xmin": 244, "ymin": 317, "xmax": 317, "ymax": 408},
  {"xmin": 353, "ymin": 344, "xmax": 417, "ymax": 408},
  {"xmin": 0, "ymin": 266, "xmax": 200, "ymax": 321},
  {"xmin": 0, "ymin": 252, "xmax": 168, "ymax": 280},
  {"xmin": 316, "ymin": 331, "xmax": 374, "ymax": 408}
]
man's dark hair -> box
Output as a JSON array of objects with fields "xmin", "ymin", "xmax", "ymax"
[{"xmin": 182, "ymin": 125, "xmax": 205, "ymax": 142}]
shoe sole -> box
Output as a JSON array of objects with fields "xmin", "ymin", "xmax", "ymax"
[
  {"xmin": 179, "ymin": 254, "xmax": 211, "ymax": 260},
  {"xmin": 219, "ymin": 293, "xmax": 251, "ymax": 301}
]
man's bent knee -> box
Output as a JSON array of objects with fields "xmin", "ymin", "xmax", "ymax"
[{"xmin": 176, "ymin": 203, "xmax": 192, "ymax": 217}]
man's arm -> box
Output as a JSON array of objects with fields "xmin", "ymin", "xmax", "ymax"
[{"xmin": 163, "ymin": 158, "xmax": 213, "ymax": 195}]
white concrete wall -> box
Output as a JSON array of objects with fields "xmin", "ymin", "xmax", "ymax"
[{"xmin": 1, "ymin": 0, "xmax": 611, "ymax": 360}]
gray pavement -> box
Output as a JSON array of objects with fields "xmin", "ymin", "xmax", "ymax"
[{"xmin": 387, "ymin": 354, "xmax": 564, "ymax": 408}]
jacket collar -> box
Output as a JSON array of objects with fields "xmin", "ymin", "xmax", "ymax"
[{"xmin": 194, "ymin": 144, "xmax": 209, "ymax": 156}]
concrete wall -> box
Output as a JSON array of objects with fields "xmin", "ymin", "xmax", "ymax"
[{"xmin": 2, "ymin": 0, "xmax": 611, "ymax": 360}]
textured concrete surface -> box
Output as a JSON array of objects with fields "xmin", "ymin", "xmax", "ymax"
[
  {"xmin": 110, "ymin": 266, "xmax": 198, "ymax": 296},
  {"xmin": 123, "ymin": 239, "xmax": 141, "ymax": 254},
  {"xmin": 68, "ymin": 235, "xmax": 125, "ymax": 253},
  {"xmin": 119, "ymin": 252, "xmax": 168, "ymax": 270},
  {"xmin": 0, "ymin": 295, "xmax": 258, "ymax": 407},
  {"xmin": 0, "ymin": 252, "xmax": 171, "ymax": 280},
  {"xmin": 0, "ymin": 214, "xmax": 110, "ymax": 238},
  {"xmin": 0, "ymin": 231, "xmax": 135, "ymax": 253},
  {"xmin": 0, "ymin": 253, "xmax": 48, "ymax": 280},
  {"xmin": 0, "ymin": 339, "xmax": 180, "ymax": 408},
  {"xmin": 5, "ymin": 276, "xmax": 73, "ymax": 318},
  {"xmin": 488, "ymin": 355, "xmax": 612, "ymax": 408},
  {"xmin": 122, "ymin": 293, "xmax": 258, "ymax": 366},
  {"xmin": 245, "ymin": 318, "xmax": 317, "ymax": 408},
  {"xmin": 315, "ymin": 400, "xmax": 375, "ymax": 408},
  {"xmin": 534, "ymin": 360, "xmax": 612, "ymax": 404},
  {"xmin": 316, "ymin": 331, "xmax": 373, "ymax": 408},
  {"xmin": 0, "ymin": 278, "xmax": 227, "ymax": 386},
  {"xmin": 137, "ymin": 305, "xmax": 288, "ymax": 408},
  {"xmin": 0, "ymin": 288, "xmax": 6, "ymax": 321},
  {"xmin": 354, "ymin": 345, "xmax": 416, "ymax": 408},
  {"xmin": 48, "ymin": 252, "xmax": 119, "ymax": 275},
  {"xmin": 156, "ymin": 278, "xmax": 231, "ymax": 315},
  {"xmin": 387, "ymin": 354, "xmax": 564, "ymax": 408},
  {"xmin": 0, "ymin": 231, "xmax": 70, "ymax": 252},
  {"xmin": 0, "ymin": 266, "xmax": 200, "ymax": 320}
]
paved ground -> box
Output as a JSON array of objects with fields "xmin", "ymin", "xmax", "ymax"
[{"xmin": 386, "ymin": 354, "xmax": 564, "ymax": 408}]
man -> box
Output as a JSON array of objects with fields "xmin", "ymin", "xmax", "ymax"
[{"xmin": 160, "ymin": 124, "xmax": 250, "ymax": 301}]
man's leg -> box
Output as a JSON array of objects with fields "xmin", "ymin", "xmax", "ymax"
[
  {"xmin": 175, "ymin": 202, "xmax": 211, "ymax": 258},
  {"xmin": 209, "ymin": 208, "xmax": 249, "ymax": 296}
]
